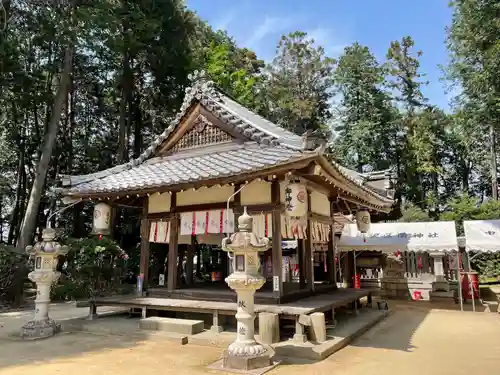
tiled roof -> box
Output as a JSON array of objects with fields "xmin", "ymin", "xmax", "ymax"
[
  {"xmin": 126, "ymin": 71, "xmax": 304, "ymax": 168},
  {"xmin": 66, "ymin": 143, "xmax": 311, "ymax": 195},
  {"xmin": 60, "ymin": 70, "xmax": 395, "ymax": 209},
  {"xmin": 334, "ymin": 165, "xmax": 395, "ymax": 199}
]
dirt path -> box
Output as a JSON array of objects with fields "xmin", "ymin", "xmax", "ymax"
[{"xmin": 0, "ymin": 304, "xmax": 498, "ymax": 375}]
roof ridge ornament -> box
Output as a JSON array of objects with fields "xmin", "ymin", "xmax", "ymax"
[
  {"xmin": 126, "ymin": 70, "xmax": 222, "ymax": 168},
  {"xmin": 186, "ymin": 70, "xmax": 221, "ymax": 101},
  {"xmin": 301, "ymin": 129, "xmax": 327, "ymax": 151}
]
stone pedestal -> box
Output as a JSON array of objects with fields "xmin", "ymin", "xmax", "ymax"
[
  {"xmin": 258, "ymin": 312, "xmax": 280, "ymax": 345},
  {"xmin": 22, "ymin": 273, "xmax": 62, "ymax": 339},
  {"xmin": 21, "ymin": 228, "xmax": 68, "ymax": 340},
  {"xmin": 223, "ymin": 350, "xmax": 274, "ymax": 371},
  {"xmin": 381, "ymin": 256, "xmax": 407, "ymax": 299},
  {"xmin": 309, "ymin": 312, "xmax": 327, "ymax": 343},
  {"xmin": 430, "ymin": 252, "xmax": 450, "ymax": 292}
]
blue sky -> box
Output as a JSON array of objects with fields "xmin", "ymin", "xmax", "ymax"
[{"xmin": 186, "ymin": 0, "xmax": 453, "ymax": 110}]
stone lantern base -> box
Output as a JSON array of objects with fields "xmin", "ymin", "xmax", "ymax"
[
  {"xmin": 222, "ymin": 350, "xmax": 273, "ymax": 371},
  {"xmin": 21, "ymin": 318, "xmax": 61, "ymax": 340},
  {"xmin": 210, "ymin": 348, "xmax": 279, "ymax": 375}
]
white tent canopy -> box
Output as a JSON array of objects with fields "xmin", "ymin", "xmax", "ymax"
[
  {"xmin": 338, "ymin": 221, "xmax": 458, "ymax": 253},
  {"xmin": 463, "ymin": 220, "xmax": 500, "ymax": 253}
]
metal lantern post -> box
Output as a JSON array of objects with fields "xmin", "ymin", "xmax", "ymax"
[
  {"xmin": 220, "ymin": 207, "xmax": 274, "ymax": 371},
  {"xmin": 21, "ymin": 227, "xmax": 69, "ymax": 339}
]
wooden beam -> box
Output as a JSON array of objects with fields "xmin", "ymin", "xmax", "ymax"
[
  {"xmin": 139, "ymin": 200, "xmax": 151, "ymax": 293},
  {"xmin": 147, "ymin": 202, "xmax": 283, "ymax": 219},
  {"xmin": 199, "ymin": 107, "xmax": 248, "ymax": 141},
  {"xmin": 271, "ymin": 180, "xmax": 283, "ymax": 298},
  {"xmin": 167, "ymin": 192, "xmax": 179, "ymax": 291},
  {"xmin": 293, "ymin": 174, "xmax": 334, "ymax": 197},
  {"xmin": 147, "ymin": 212, "xmax": 175, "ymax": 220},
  {"xmin": 308, "ymin": 212, "xmax": 333, "ymax": 225},
  {"xmin": 156, "ymin": 103, "xmax": 201, "ymax": 156}
]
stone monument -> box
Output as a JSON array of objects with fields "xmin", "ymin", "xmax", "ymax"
[
  {"xmin": 430, "ymin": 251, "xmax": 450, "ymax": 292},
  {"xmin": 219, "ymin": 207, "xmax": 275, "ymax": 372},
  {"xmin": 21, "ymin": 227, "xmax": 69, "ymax": 339}
]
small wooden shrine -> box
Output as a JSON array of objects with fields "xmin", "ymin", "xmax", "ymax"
[{"xmin": 59, "ymin": 70, "xmax": 395, "ymax": 304}]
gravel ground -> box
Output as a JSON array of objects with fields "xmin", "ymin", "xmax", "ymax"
[{"xmin": 0, "ymin": 301, "xmax": 498, "ymax": 375}]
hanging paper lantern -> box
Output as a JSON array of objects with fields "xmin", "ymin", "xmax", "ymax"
[
  {"xmin": 356, "ymin": 208, "xmax": 371, "ymax": 234},
  {"xmin": 92, "ymin": 203, "xmax": 112, "ymax": 235},
  {"xmin": 284, "ymin": 183, "xmax": 307, "ymax": 218}
]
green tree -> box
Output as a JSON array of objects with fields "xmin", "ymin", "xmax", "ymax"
[
  {"xmin": 332, "ymin": 43, "xmax": 396, "ymax": 172},
  {"xmin": 398, "ymin": 203, "xmax": 431, "ymax": 222},
  {"xmin": 205, "ymin": 41, "xmax": 262, "ymax": 109},
  {"xmin": 447, "ymin": 0, "xmax": 500, "ymax": 199},
  {"xmin": 264, "ymin": 31, "xmax": 336, "ymax": 136},
  {"xmin": 386, "ymin": 36, "xmax": 432, "ymax": 208}
]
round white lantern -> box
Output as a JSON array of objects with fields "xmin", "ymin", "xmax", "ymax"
[
  {"xmin": 356, "ymin": 209, "xmax": 371, "ymax": 234},
  {"xmin": 284, "ymin": 183, "xmax": 307, "ymax": 217},
  {"xmin": 92, "ymin": 203, "xmax": 112, "ymax": 235}
]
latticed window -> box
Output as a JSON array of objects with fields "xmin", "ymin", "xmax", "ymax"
[{"xmin": 171, "ymin": 115, "xmax": 233, "ymax": 152}]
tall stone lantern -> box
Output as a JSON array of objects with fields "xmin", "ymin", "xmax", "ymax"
[
  {"xmin": 221, "ymin": 207, "xmax": 273, "ymax": 371},
  {"xmin": 21, "ymin": 227, "xmax": 69, "ymax": 339}
]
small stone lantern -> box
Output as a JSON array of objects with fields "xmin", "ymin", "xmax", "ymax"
[
  {"xmin": 221, "ymin": 207, "xmax": 273, "ymax": 371},
  {"xmin": 21, "ymin": 227, "xmax": 69, "ymax": 339}
]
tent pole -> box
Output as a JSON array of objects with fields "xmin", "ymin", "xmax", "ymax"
[{"xmin": 456, "ymin": 251, "xmax": 463, "ymax": 312}]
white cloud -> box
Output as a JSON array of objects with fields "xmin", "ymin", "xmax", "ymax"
[
  {"xmin": 244, "ymin": 16, "xmax": 293, "ymax": 49},
  {"xmin": 214, "ymin": 12, "xmax": 235, "ymax": 31},
  {"xmin": 306, "ymin": 27, "xmax": 348, "ymax": 57}
]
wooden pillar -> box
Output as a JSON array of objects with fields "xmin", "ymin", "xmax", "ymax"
[
  {"xmin": 271, "ymin": 180, "xmax": 283, "ymax": 298},
  {"xmin": 139, "ymin": 201, "xmax": 151, "ymax": 291},
  {"xmin": 177, "ymin": 245, "xmax": 185, "ymax": 287},
  {"xmin": 196, "ymin": 246, "xmax": 201, "ymax": 277},
  {"xmin": 327, "ymin": 198, "xmax": 336, "ymax": 285},
  {"xmin": 343, "ymin": 251, "xmax": 354, "ymax": 287},
  {"xmin": 305, "ymin": 190, "xmax": 314, "ymax": 291},
  {"xmin": 327, "ymin": 225, "xmax": 335, "ymax": 285},
  {"xmin": 167, "ymin": 192, "xmax": 179, "ymax": 292},
  {"xmin": 305, "ymin": 220, "xmax": 314, "ymax": 291},
  {"xmin": 186, "ymin": 236, "xmax": 195, "ymax": 286},
  {"xmin": 298, "ymin": 239, "xmax": 306, "ymax": 289}
]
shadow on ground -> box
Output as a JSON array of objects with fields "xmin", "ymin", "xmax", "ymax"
[
  {"xmin": 0, "ymin": 314, "xmax": 188, "ymax": 371},
  {"xmin": 350, "ymin": 307, "xmax": 427, "ymax": 352}
]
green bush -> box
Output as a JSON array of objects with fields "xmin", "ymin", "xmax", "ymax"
[
  {"xmin": 52, "ymin": 236, "xmax": 130, "ymax": 301},
  {"xmin": 0, "ymin": 244, "xmax": 28, "ymax": 306}
]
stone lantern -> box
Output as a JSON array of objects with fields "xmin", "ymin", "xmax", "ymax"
[
  {"xmin": 221, "ymin": 207, "xmax": 273, "ymax": 371},
  {"xmin": 21, "ymin": 227, "xmax": 69, "ymax": 339}
]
